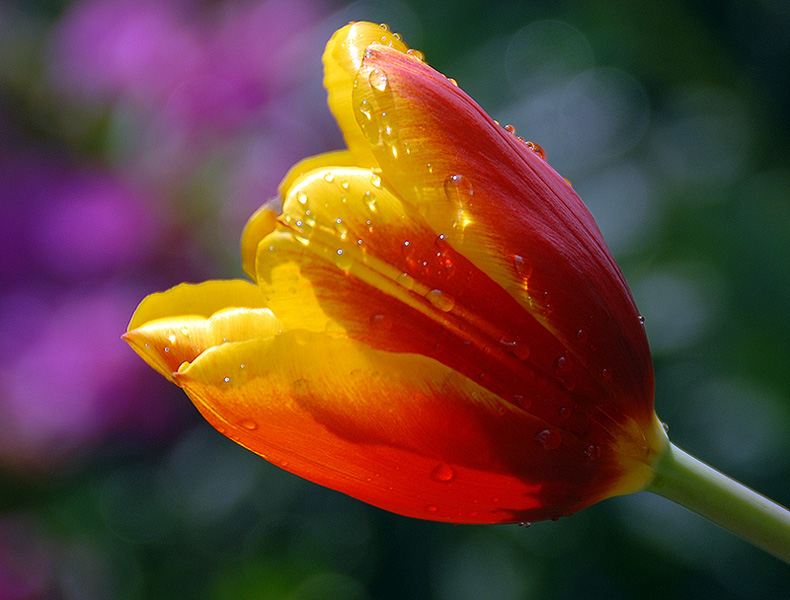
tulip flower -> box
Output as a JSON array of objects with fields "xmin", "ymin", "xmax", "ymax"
[{"xmin": 125, "ymin": 22, "xmax": 790, "ymax": 560}]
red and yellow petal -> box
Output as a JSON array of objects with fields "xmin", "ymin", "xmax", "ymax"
[
  {"xmin": 323, "ymin": 25, "xmax": 659, "ymax": 447},
  {"xmin": 173, "ymin": 328, "xmax": 643, "ymax": 523},
  {"xmin": 253, "ymin": 162, "xmax": 663, "ymax": 488}
]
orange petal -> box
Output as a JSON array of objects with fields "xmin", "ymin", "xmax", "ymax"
[{"xmin": 173, "ymin": 329, "xmax": 649, "ymax": 523}]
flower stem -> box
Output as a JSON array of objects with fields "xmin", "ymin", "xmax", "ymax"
[{"xmin": 647, "ymin": 442, "xmax": 790, "ymax": 563}]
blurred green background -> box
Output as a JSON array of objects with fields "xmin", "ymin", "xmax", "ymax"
[{"xmin": 1, "ymin": 0, "xmax": 789, "ymax": 598}]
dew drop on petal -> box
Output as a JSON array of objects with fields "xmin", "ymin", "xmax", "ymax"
[
  {"xmin": 396, "ymin": 272, "xmax": 415, "ymax": 289},
  {"xmin": 335, "ymin": 249, "xmax": 353, "ymax": 271},
  {"xmin": 584, "ymin": 444, "xmax": 601, "ymax": 460},
  {"xmin": 525, "ymin": 141, "xmax": 546, "ymax": 160},
  {"xmin": 534, "ymin": 428, "xmax": 562, "ymax": 450},
  {"xmin": 443, "ymin": 174, "xmax": 474, "ymax": 205},
  {"xmin": 223, "ymin": 377, "xmax": 231, "ymax": 383},
  {"xmin": 426, "ymin": 289, "xmax": 455, "ymax": 312},
  {"xmin": 369, "ymin": 313, "xmax": 393, "ymax": 331},
  {"xmin": 323, "ymin": 172, "xmax": 335, "ymax": 183},
  {"xmin": 359, "ymin": 100, "xmax": 373, "ymax": 120},
  {"xmin": 425, "ymin": 505, "xmax": 439, "ymax": 513},
  {"xmin": 430, "ymin": 463, "xmax": 456, "ymax": 483},
  {"xmin": 555, "ymin": 354, "xmax": 572, "ymax": 372},
  {"xmin": 370, "ymin": 173, "xmax": 382, "ymax": 188},
  {"xmin": 406, "ymin": 48, "xmax": 425, "ymax": 61},
  {"xmin": 368, "ymin": 68, "xmax": 389, "ymax": 92},
  {"xmin": 240, "ymin": 419, "xmax": 258, "ymax": 430},
  {"xmin": 512, "ymin": 394, "xmax": 531, "ymax": 410},
  {"xmin": 512, "ymin": 254, "xmax": 532, "ymax": 280}
]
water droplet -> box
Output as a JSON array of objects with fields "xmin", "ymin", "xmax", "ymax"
[
  {"xmin": 555, "ymin": 353, "xmax": 572, "ymax": 372},
  {"xmin": 406, "ymin": 48, "xmax": 425, "ymax": 61},
  {"xmin": 534, "ymin": 428, "xmax": 562, "ymax": 450},
  {"xmin": 334, "ymin": 218, "xmax": 349, "ymax": 239},
  {"xmin": 379, "ymin": 23, "xmax": 390, "ymax": 31},
  {"xmin": 425, "ymin": 505, "xmax": 439, "ymax": 513},
  {"xmin": 443, "ymin": 174, "xmax": 474, "ymax": 205},
  {"xmin": 518, "ymin": 521, "xmax": 531, "ymax": 528},
  {"xmin": 559, "ymin": 405, "xmax": 573, "ymax": 418},
  {"xmin": 163, "ymin": 346, "xmax": 169, "ymax": 353},
  {"xmin": 426, "ymin": 289, "xmax": 455, "ymax": 312},
  {"xmin": 223, "ymin": 377, "xmax": 231, "ymax": 383},
  {"xmin": 525, "ymin": 141, "xmax": 546, "ymax": 160},
  {"xmin": 504, "ymin": 124, "xmax": 517, "ymax": 134},
  {"xmin": 240, "ymin": 419, "xmax": 258, "ymax": 430},
  {"xmin": 662, "ymin": 422, "xmax": 670, "ymax": 433},
  {"xmin": 500, "ymin": 338, "xmax": 531, "ymax": 360},
  {"xmin": 584, "ymin": 444, "xmax": 601, "ymax": 460},
  {"xmin": 167, "ymin": 330, "xmax": 177, "ymax": 344},
  {"xmin": 369, "ymin": 313, "xmax": 392, "ymax": 331},
  {"xmin": 240, "ymin": 363, "xmax": 246, "ymax": 369},
  {"xmin": 396, "ymin": 272, "xmax": 415, "ymax": 289},
  {"xmin": 323, "ymin": 172, "xmax": 335, "ymax": 183},
  {"xmin": 575, "ymin": 328, "xmax": 587, "ymax": 341},
  {"xmin": 512, "ymin": 254, "xmax": 532, "ymax": 280},
  {"xmin": 638, "ymin": 315, "xmax": 646, "ymax": 325},
  {"xmin": 601, "ymin": 367, "xmax": 612, "ymax": 381},
  {"xmin": 368, "ymin": 68, "xmax": 389, "ymax": 92},
  {"xmin": 430, "ymin": 463, "xmax": 456, "ymax": 483},
  {"xmin": 512, "ymin": 394, "xmax": 532, "ymax": 409},
  {"xmin": 370, "ymin": 173, "xmax": 382, "ymax": 188},
  {"xmin": 297, "ymin": 192, "xmax": 308, "ymax": 205},
  {"xmin": 359, "ymin": 100, "xmax": 372, "ymax": 120},
  {"xmin": 335, "ymin": 248, "xmax": 352, "ymax": 271}
]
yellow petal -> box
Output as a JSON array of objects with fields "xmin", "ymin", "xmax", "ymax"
[
  {"xmin": 323, "ymin": 22, "xmax": 408, "ymax": 167},
  {"xmin": 240, "ymin": 203, "xmax": 278, "ymax": 281},
  {"xmin": 124, "ymin": 280, "xmax": 278, "ymax": 382},
  {"xmin": 241, "ymin": 151, "xmax": 358, "ymax": 281},
  {"xmin": 127, "ymin": 279, "xmax": 268, "ymax": 330}
]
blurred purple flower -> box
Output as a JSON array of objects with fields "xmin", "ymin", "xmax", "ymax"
[
  {"xmin": 0, "ymin": 155, "xmax": 163, "ymax": 283},
  {"xmin": 0, "ymin": 156, "xmax": 185, "ymax": 469},
  {"xmin": 50, "ymin": 0, "xmax": 326, "ymax": 135}
]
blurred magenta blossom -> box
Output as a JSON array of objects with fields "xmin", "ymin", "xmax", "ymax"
[
  {"xmin": 0, "ymin": 0, "xmax": 330, "ymax": 470},
  {"xmin": 0, "ymin": 156, "xmax": 183, "ymax": 468}
]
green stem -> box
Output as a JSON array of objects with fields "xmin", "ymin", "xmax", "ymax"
[{"xmin": 647, "ymin": 442, "xmax": 790, "ymax": 563}]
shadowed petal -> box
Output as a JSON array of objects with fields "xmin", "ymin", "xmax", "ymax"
[{"xmin": 173, "ymin": 329, "xmax": 641, "ymax": 523}]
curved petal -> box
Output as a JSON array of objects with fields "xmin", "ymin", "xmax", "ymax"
[
  {"xmin": 259, "ymin": 164, "xmax": 662, "ymax": 474},
  {"xmin": 327, "ymin": 30, "xmax": 656, "ymax": 441},
  {"xmin": 323, "ymin": 22, "xmax": 408, "ymax": 167},
  {"xmin": 124, "ymin": 280, "xmax": 279, "ymax": 381},
  {"xmin": 173, "ymin": 329, "xmax": 648, "ymax": 523}
]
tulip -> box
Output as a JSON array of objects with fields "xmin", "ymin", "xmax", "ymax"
[{"xmin": 126, "ymin": 22, "xmax": 790, "ymax": 558}]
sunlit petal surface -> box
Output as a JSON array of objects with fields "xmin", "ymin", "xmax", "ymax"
[{"xmin": 126, "ymin": 21, "xmax": 667, "ymax": 524}]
